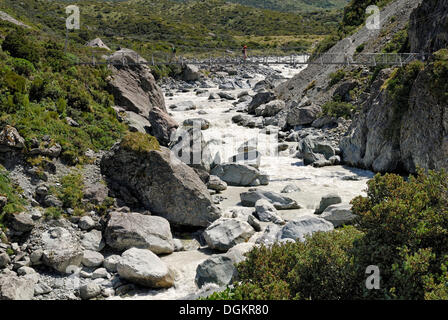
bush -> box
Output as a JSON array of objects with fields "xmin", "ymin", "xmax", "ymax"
[
  {"xmin": 120, "ymin": 132, "xmax": 160, "ymax": 154},
  {"xmin": 207, "ymin": 227, "xmax": 364, "ymax": 300},
  {"xmin": 50, "ymin": 173, "xmax": 84, "ymax": 209},
  {"xmin": 321, "ymin": 101, "xmax": 355, "ymax": 119},
  {"xmin": 350, "ymin": 169, "xmax": 448, "ymax": 299},
  {"xmin": 329, "ymin": 69, "xmax": 346, "ymax": 87},
  {"xmin": 0, "ymin": 169, "xmax": 27, "ymax": 228},
  {"xmin": 2, "ymin": 29, "xmax": 39, "ymax": 64}
]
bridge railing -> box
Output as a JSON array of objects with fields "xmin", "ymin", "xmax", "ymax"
[{"xmin": 75, "ymin": 49, "xmax": 429, "ymax": 67}]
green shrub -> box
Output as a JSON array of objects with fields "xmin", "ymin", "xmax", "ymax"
[
  {"xmin": 120, "ymin": 132, "xmax": 160, "ymax": 154},
  {"xmin": 2, "ymin": 29, "xmax": 39, "ymax": 64},
  {"xmin": 0, "ymin": 169, "xmax": 27, "ymax": 228},
  {"xmin": 11, "ymin": 58, "xmax": 35, "ymax": 77},
  {"xmin": 207, "ymin": 226, "xmax": 364, "ymax": 300},
  {"xmin": 44, "ymin": 207, "xmax": 63, "ymax": 220},
  {"xmin": 50, "ymin": 173, "xmax": 84, "ymax": 209},
  {"xmin": 350, "ymin": 169, "xmax": 448, "ymax": 299},
  {"xmin": 321, "ymin": 101, "xmax": 355, "ymax": 119},
  {"xmin": 329, "ymin": 69, "xmax": 346, "ymax": 87}
]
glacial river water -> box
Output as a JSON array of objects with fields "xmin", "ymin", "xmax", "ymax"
[{"xmin": 116, "ymin": 62, "xmax": 374, "ymax": 300}]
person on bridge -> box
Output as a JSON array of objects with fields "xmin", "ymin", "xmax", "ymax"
[
  {"xmin": 242, "ymin": 45, "xmax": 248, "ymax": 61},
  {"xmin": 170, "ymin": 45, "xmax": 177, "ymax": 63}
]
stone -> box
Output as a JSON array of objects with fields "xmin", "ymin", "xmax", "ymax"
[
  {"xmin": 82, "ymin": 251, "xmax": 105, "ymax": 268},
  {"xmin": 182, "ymin": 64, "xmax": 201, "ymax": 81},
  {"xmin": 256, "ymin": 224, "xmax": 282, "ymax": 246},
  {"xmin": 30, "ymin": 249, "xmax": 43, "ymax": 265},
  {"xmin": 254, "ymin": 99, "xmax": 285, "ymax": 117},
  {"xmin": 92, "ymin": 268, "xmax": 110, "ymax": 279},
  {"xmin": 85, "ymin": 38, "xmax": 110, "ymax": 50},
  {"xmin": 248, "ymin": 91, "xmax": 276, "ymax": 114},
  {"xmin": 9, "ymin": 213, "xmax": 34, "ymax": 233},
  {"xmin": 240, "ymin": 189, "xmax": 300, "ymax": 210},
  {"xmin": 169, "ymin": 101, "xmax": 196, "ymax": 111},
  {"xmin": 320, "ymin": 204, "xmax": 357, "ymax": 227},
  {"xmin": 287, "ymin": 104, "xmax": 322, "ymax": 126},
  {"xmin": 211, "ymin": 163, "xmax": 269, "ymax": 187},
  {"xmin": 225, "ymin": 242, "xmax": 255, "ymax": 264},
  {"xmin": 254, "ymin": 199, "xmax": 285, "ymax": 224},
  {"xmin": 117, "ymin": 248, "xmax": 174, "ymax": 288},
  {"xmin": 203, "ymin": 218, "xmax": 255, "ymax": 252},
  {"xmin": 40, "ymin": 227, "xmax": 84, "ymax": 274},
  {"xmin": 314, "ymin": 193, "xmax": 342, "ymax": 214},
  {"xmin": 0, "ymin": 274, "xmax": 36, "ymax": 300},
  {"xmin": 101, "ymin": 145, "xmax": 221, "ymax": 227},
  {"xmin": 34, "ymin": 282, "xmax": 52, "ymax": 295},
  {"xmin": 183, "ymin": 118, "xmax": 210, "ymax": 130},
  {"xmin": 0, "ymin": 125, "xmax": 25, "ymax": 152},
  {"xmin": 107, "ymin": 49, "xmax": 166, "ymax": 119},
  {"xmin": 147, "ymin": 107, "xmax": 179, "ymax": 146},
  {"xmin": 105, "ymin": 212, "xmax": 174, "ymax": 254},
  {"xmin": 280, "ymin": 184, "xmax": 301, "ymax": 193},
  {"xmin": 78, "ymin": 216, "xmax": 95, "ymax": 231},
  {"xmin": 81, "ymin": 230, "xmax": 105, "ymax": 252},
  {"xmin": 207, "ymin": 175, "xmax": 227, "ymax": 192},
  {"xmin": 80, "ymin": 283, "xmax": 102, "ymax": 300},
  {"xmin": 278, "ymin": 216, "xmax": 334, "ymax": 242},
  {"xmin": 195, "ymin": 255, "xmax": 238, "ymax": 288},
  {"xmin": 103, "ymin": 255, "xmax": 121, "ymax": 273},
  {"xmin": 0, "ymin": 253, "xmax": 11, "ymax": 268}
]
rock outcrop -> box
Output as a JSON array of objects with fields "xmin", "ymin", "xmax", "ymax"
[
  {"xmin": 107, "ymin": 49, "xmax": 178, "ymax": 145},
  {"xmin": 101, "ymin": 141, "xmax": 221, "ymax": 227}
]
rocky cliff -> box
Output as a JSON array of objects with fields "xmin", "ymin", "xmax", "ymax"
[{"xmin": 341, "ymin": 0, "xmax": 448, "ymax": 173}]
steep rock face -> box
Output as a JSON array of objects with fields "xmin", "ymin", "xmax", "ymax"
[
  {"xmin": 274, "ymin": 0, "xmax": 423, "ymax": 128},
  {"xmin": 108, "ymin": 49, "xmax": 166, "ymax": 117},
  {"xmin": 409, "ymin": 0, "xmax": 448, "ymax": 53},
  {"xmin": 107, "ymin": 49, "xmax": 178, "ymax": 145},
  {"xmin": 340, "ymin": 68, "xmax": 403, "ymax": 172},
  {"xmin": 101, "ymin": 142, "xmax": 221, "ymax": 227},
  {"xmin": 400, "ymin": 66, "xmax": 448, "ymax": 172}
]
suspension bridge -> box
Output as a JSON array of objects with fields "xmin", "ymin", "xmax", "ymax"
[{"xmin": 75, "ymin": 50, "xmax": 429, "ymax": 68}]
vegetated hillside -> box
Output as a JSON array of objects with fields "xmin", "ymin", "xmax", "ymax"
[
  {"xmin": 0, "ymin": 0, "xmax": 342, "ymax": 57},
  {"xmin": 225, "ymin": 0, "xmax": 349, "ymax": 12}
]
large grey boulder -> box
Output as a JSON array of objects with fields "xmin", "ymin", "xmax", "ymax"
[
  {"xmin": 0, "ymin": 274, "xmax": 36, "ymax": 300},
  {"xmin": 207, "ymin": 175, "xmax": 227, "ymax": 192},
  {"xmin": 298, "ymin": 136, "xmax": 335, "ymax": 166},
  {"xmin": 314, "ymin": 193, "xmax": 342, "ymax": 214},
  {"xmin": 256, "ymin": 224, "xmax": 282, "ymax": 246},
  {"xmin": 0, "ymin": 253, "xmax": 11, "ymax": 269},
  {"xmin": 107, "ymin": 49, "xmax": 166, "ymax": 118},
  {"xmin": 40, "ymin": 227, "xmax": 84, "ymax": 274},
  {"xmin": 203, "ymin": 218, "xmax": 255, "ymax": 252},
  {"xmin": 195, "ymin": 255, "xmax": 238, "ymax": 288},
  {"xmin": 147, "ymin": 107, "xmax": 178, "ymax": 146},
  {"xmin": 82, "ymin": 250, "xmax": 104, "ymax": 268},
  {"xmin": 9, "ymin": 213, "xmax": 34, "ymax": 233},
  {"xmin": 105, "ymin": 211, "xmax": 174, "ymax": 254},
  {"xmin": 107, "ymin": 49, "xmax": 177, "ymax": 146},
  {"xmin": 254, "ymin": 199, "xmax": 284, "ymax": 224},
  {"xmin": 182, "ymin": 64, "xmax": 201, "ymax": 81},
  {"xmin": 278, "ymin": 216, "xmax": 334, "ymax": 242},
  {"xmin": 287, "ymin": 103, "xmax": 321, "ymax": 126},
  {"xmin": 320, "ymin": 203, "xmax": 357, "ymax": 227},
  {"xmin": 81, "ymin": 230, "xmax": 105, "ymax": 252},
  {"xmin": 254, "ymin": 100, "xmax": 285, "ymax": 117},
  {"xmin": 240, "ymin": 189, "xmax": 300, "ymax": 210},
  {"xmin": 248, "ymin": 91, "xmax": 276, "ymax": 114},
  {"xmin": 117, "ymin": 248, "xmax": 174, "ymax": 288},
  {"xmin": 211, "ymin": 163, "xmax": 269, "ymax": 186},
  {"xmin": 101, "ymin": 143, "xmax": 221, "ymax": 227}
]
